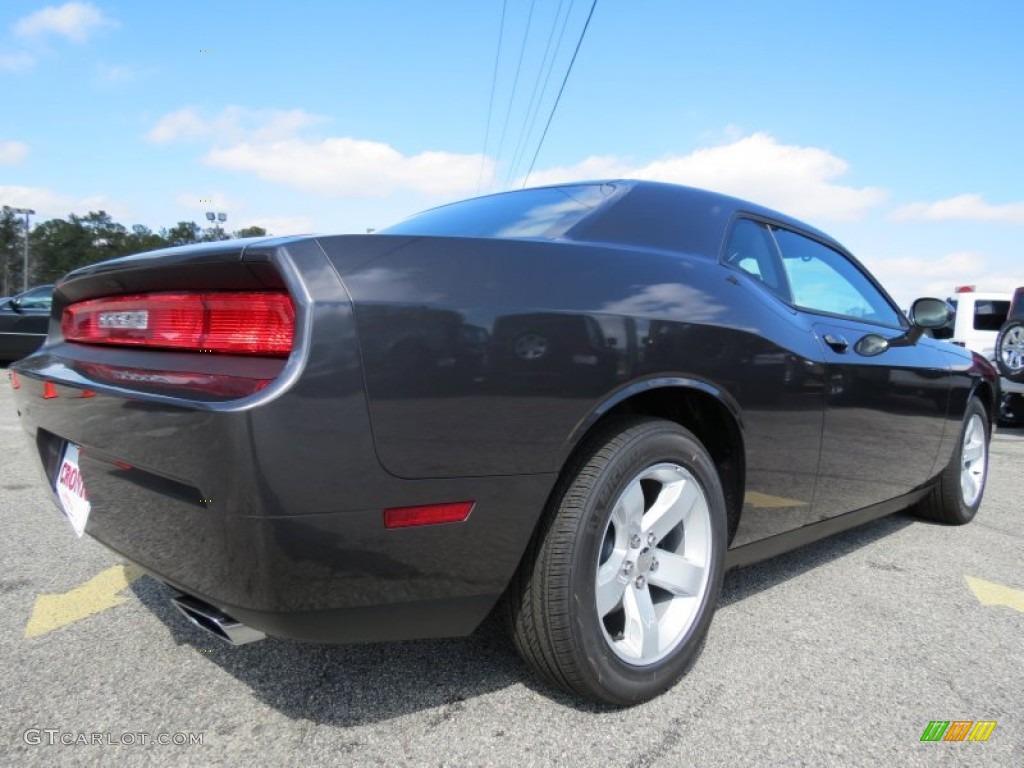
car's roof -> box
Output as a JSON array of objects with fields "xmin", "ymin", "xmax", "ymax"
[
  {"xmin": 383, "ymin": 179, "xmax": 846, "ymax": 259},
  {"xmin": 570, "ymin": 179, "xmax": 839, "ymax": 244}
]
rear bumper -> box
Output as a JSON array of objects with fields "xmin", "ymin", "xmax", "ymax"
[
  {"xmin": 9, "ymin": 239, "xmax": 555, "ymax": 643},
  {"xmin": 12, "ymin": 369, "xmax": 554, "ymax": 642}
]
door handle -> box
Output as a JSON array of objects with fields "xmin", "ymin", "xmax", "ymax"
[{"xmin": 823, "ymin": 333, "xmax": 849, "ymax": 353}]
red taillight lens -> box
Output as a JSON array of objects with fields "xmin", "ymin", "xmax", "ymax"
[{"xmin": 62, "ymin": 292, "xmax": 294, "ymax": 356}]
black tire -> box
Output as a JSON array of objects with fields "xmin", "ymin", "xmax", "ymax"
[
  {"xmin": 998, "ymin": 393, "xmax": 1024, "ymax": 428},
  {"xmin": 995, "ymin": 319, "xmax": 1024, "ymax": 382},
  {"xmin": 506, "ymin": 417, "xmax": 728, "ymax": 705},
  {"xmin": 914, "ymin": 398, "xmax": 990, "ymax": 525}
]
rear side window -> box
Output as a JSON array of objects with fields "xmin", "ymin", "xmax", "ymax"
[
  {"xmin": 381, "ymin": 183, "xmax": 621, "ymax": 240},
  {"xmin": 973, "ymin": 300, "xmax": 1009, "ymax": 331},
  {"xmin": 723, "ymin": 219, "xmax": 789, "ymax": 299}
]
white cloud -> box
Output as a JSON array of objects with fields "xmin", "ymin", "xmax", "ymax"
[
  {"xmin": 207, "ymin": 138, "xmax": 491, "ymax": 197},
  {"xmin": 14, "ymin": 2, "xmax": 115, "ymax": 43},
  {"xmin": 149, "ymin": 106, "xmax": 493, "ymax": 198},
  {"xmin": 147, "ymin": 106, "xmax": 327, "ymax": 144},
  {"xmin": 891, "ymin": 194, "xmax": 1024, "ymax": 224},
  {"xmin": 0, "ymin": 141, "xmax": 29, "ymax": 165},
  {"xmin": 149, "ymin": 115, "xmax": 871, "ymax": 209},
  {"xmin": 521, "ymin": 133, "xmax": 888, "ymax": 222},
  {"xmin": 0, "ymin": 184, "xmax": 132, "ymax": 222},
  {"xmin": 861, "ymin": 250, "xmax": 1024, "ymax": 307},
  {"xmin": 0, "ymin": 50, "xmax": 35, "ymax": 71}
]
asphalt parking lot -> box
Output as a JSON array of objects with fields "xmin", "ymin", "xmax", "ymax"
[{"xmin": 1, "ymin": 372, "xmax": 1021, "ymax": 767}]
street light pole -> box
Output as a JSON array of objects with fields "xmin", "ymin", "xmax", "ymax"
[
  {"xmin": 9, "ymin": 207, "xmax": 35, "ymax": 291},
  {"xmin": 205, "ymin": 211, "xmax": 227, "ymax": 240}
]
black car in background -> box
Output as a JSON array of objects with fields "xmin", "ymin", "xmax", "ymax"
[
  {"xmin": 0, "ymin": 284, "xmax": 54, "ymax": 362},
  {"xmin": 9, "ymin": 181, "xmax": 998, "ymax": 705}
]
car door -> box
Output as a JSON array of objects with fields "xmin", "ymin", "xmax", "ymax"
[
  {"xmin": 770, "ymin": 227, "xmax": 951, "ymax": 521},
  {"xmin": 0, "ymin": 286, "xmax": 53, "ymax": 360},
  {"xmin": 721, "ymin": 218, "xmax": 825, "ymax": 545}
]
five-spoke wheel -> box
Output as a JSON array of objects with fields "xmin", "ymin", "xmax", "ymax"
[
  {"xmin": 595, "ymin": 463, "xmax": 712, "ymax": 665},
  {"xmin": 507, "ymin": 418, "xmax": 727, "ymax": 705}
]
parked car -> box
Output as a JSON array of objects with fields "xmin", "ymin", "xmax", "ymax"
[
  {"xmin": 994, "ymin": 287, "xmax": 1024, "ymax": 386},
  {"xmin": 0, "ymin": 284, "xmax": 54, "ymax": 362},
  {"xmin": 9, "ymin": 181, "xmax": 998, "ymax": 705},
  {"xmin": 933, "ymin": 286, "xmax": 1024, "ymax": 425}
]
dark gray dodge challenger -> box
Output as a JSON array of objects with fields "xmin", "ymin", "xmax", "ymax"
[{"xmin": 9, "ymin": 181, "xmax": 998, "ymax": 704}]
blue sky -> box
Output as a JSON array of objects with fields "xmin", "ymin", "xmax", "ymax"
[{"xmin": 1, "ymin": 0, "xmax": 1022, "ymax": 305}]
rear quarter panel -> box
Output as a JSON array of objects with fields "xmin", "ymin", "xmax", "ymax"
[{"xmin": 322, "ymin": 234, "xmax": 829, "ymax": 545}]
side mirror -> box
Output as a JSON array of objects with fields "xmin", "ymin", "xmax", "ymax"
[
  {"xmin": 909, "ymin": 297, "xmax": 953, "ymax": 329},
  {"xmin": 855, "ymin": 297, "xmax": 953, "ymax": 357},
  {"xmin": 8, "ymin": 298, "xmax": 22, "ymax": 312}
]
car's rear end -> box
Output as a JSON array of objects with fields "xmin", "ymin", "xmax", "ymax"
[{"xmin": 9, "ymin": 236, "xmax": 550, "ymax": 644}]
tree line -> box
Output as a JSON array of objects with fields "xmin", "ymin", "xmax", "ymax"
[{"xmin": 0, "ymin": 208, "xmax": 268, "ymax": 296}]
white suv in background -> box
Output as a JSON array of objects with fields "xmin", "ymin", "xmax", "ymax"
[{"xmin": 933, "ymin": 286, "xmax": 1023, "ymax": 425}]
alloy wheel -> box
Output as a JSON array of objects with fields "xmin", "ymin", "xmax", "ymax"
[
  {"xmin": 960, "ymin": 413, "xmax": 987, "ymax": 507},
  {"xmin": 595, "ymin": 463, "xmax": 712, "ymax": 666}
]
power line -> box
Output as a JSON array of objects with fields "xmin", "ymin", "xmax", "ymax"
[
  {"xmin": 489, "ymin": 0, "xmax": 538, "ymax": 192},
  {"xmin": 522, "ymin": 0, "xmax": 599, "ymax": 189},
  {"xmin": 504, "ymin": 0, "xmax": 570, "ymax": 189},
  {"xmin": 476, "ymin": 0, "xmax": 508, "ymax": 196}
]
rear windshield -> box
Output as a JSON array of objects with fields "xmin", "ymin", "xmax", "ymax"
[{"xmin": 380, "ymin": 183, "xmax": 624, "ymax": 240}]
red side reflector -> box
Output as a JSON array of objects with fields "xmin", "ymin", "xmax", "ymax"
[
  {"xmin": 43, "ymin": 381, "xmax": 58, "ymax": 399},
  {"xmin": 383, "ymin": 501, "xmax": 474, "ymax": 529},
  {"xmin": 9, "ymin": 371, "xmax": 19, "ymax": 389},
  {"xmin": 62, "ymin": 292, "xmax": 294, "ymax": 356}
]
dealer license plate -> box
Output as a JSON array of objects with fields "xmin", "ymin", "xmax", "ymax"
[{"xmin": 55, "ymin": 443, "xmax": 91, "ymax": 538}]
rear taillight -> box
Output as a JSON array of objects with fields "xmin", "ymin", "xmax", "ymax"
[{"xmin": 62, "ymin": 292, "xmax": 294, "ymax": 356}]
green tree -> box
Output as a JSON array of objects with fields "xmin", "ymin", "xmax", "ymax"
[
  {"xmin": 128, "ymin": 224, "xmax": 169, "ymax": 253},
  {"xmin": 233, "ymin": 225, "xmax": 268, "ymax": 238},
  {"xmin": 30, "ymin": 211, "xmax": 148, "ymax": 283},
  {"xmin": 0, "ymin": 207, "xmax": 26, "ymax": 296},
  {"xmin": 163, "ymin": 221, "xmax": 202, "ymax": 246},
  {"xmin": 20, "ymin": 211, "xmax": 265, "ymax": 285},
  {"xmin": 31, "ymin": 217, "xmax": 94, "ymax": 283}
]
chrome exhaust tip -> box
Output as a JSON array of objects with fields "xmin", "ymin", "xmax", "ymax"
[{"xmin": 171, "ymin": 594, "xmax": 266, "ymax": 646}]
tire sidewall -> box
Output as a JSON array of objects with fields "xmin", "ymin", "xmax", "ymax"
[
  {"xmin": 565, "ymin": 422, "xmax": 727, "ymax": 703},
  {"xmin": 952, "ymin": 398, "xmax": 990, "ymax": 522}
]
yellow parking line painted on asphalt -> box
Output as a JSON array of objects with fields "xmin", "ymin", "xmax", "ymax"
[
  {"xmin": 25, "ymin": 563, "xmax": 144, "ymax": 638},
  {"xmin": 743, "ymin": 491, "xmax": 809, "ymax": 508},
  {"xmin": 965, "ymin": 576, "xmax": 1024, "ymax": 614}
]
